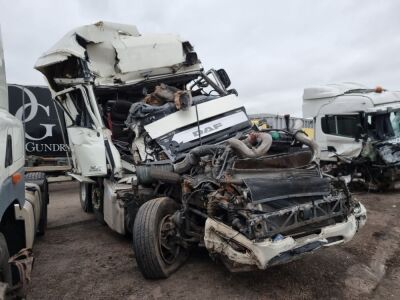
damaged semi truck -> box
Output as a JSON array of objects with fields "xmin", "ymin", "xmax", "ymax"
[
  {"xmin": 35, "ymin": 22, "xmax": 366, "ymax": 278},
  {"xmin": 303, "ymin": 83, "xmax": 400, "ymax": 190}
]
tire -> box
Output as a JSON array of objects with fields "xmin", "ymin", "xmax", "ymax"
[
  {"xmin": 0, "ymin": 233, "xmax": 12, "ymax": 286},
  {"xmin": 92, "ymin": 180, "xmax": 106, "ymax": 225},
  {"xmin": 80, "ymin": 183, "xmax": 93, "ymax": 213},
  {"xmin": 25, "ymin": 172, "xmax": 48, "ymax": 236},
  {"xmin": 133, "ymin": 197, "xmax": 188, "ymax": 279}
]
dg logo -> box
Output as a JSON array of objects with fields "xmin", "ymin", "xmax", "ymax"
[{"xmin": 13, "ymin": 85, "xmax": 56, "ymax": 141}]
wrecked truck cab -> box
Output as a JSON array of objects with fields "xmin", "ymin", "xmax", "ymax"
[
  {"xmin": 35, "ymin": 22, "xmax": 366, "ymax": 278},
  {"xmin": 303, "ymin": 83, "xmax": 400, "ymax": 190}
]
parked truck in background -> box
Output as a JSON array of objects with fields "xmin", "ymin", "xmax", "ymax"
[
  {"xmin": 0, "ymin": 27, "xmax": 48, "ymax": 299},
  {"xmin": 303, "ymin": 83, "xmax": 400, "ymax": 190},
  {"xmin": 8, "ymin": 84, "xmax": 71, "ymax": 183},
  {"xmin": 35, "ymin": 22, "xmax": 366, "ymax": 279}
]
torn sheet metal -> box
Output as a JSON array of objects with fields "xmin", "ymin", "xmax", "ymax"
[
  {"xmin": 35, "ymin": 22, "xmax": 139, "ymax": 67},
  {"xmin": 113, "ymin": 34, "xmax": 184, "ymax": 73},
  {"xmin": 327, "ymin": 142, "xmax": 363, "ymax": 159},
  {"xmin": 204, "ymin": 207, "xmax": 366, "ymax": 270},
  {"xmin": 377, "ymin": 143, "xmax": 400, "ymax": 164},
  {"xmin": 35, "ymin": 21, "xmax": 202, "ymax": 88}
]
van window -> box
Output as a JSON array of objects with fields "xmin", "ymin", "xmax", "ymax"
[
  {"xmin": 321, "ymin": 115, "xmax": 360, "ymax": 138},
  {"xmin": 5, "ymin": 135, "xmax": 13, "ymax": 167}
]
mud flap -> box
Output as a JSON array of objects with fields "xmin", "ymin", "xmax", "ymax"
[{"xmin": 7, "ymin": 248, "xmax": 34, "ymax": 298}]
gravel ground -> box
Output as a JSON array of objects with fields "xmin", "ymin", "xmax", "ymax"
[{"xmin": 28, "ymin": 182, "xmax": 400, "ymax": 299}]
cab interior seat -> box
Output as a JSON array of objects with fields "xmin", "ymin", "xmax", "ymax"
[{"xmin": 107, "ymin": 99, "xmax": 133, "ymax": 142}]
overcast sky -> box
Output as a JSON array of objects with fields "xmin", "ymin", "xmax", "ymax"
[{"xmin": 1, "ymin": 0, "xmax": 400, "ymax": 116}]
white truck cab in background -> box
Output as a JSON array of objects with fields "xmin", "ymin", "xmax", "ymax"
[
  {"xmin": 303, "ymin": 82, "xmax": 400, "ymax": 189},
  {"xmin": 0, "ymin": 26, "xmax": 48, "ymax": 298}
]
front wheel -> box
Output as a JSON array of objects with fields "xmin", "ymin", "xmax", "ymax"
[
  {"xmin": 91, "ymin": 180, "xmax": 105, "ymax": 225},
  {"xmin": 80, "ymin": 183, "xmax": 93, "ymax": 213},
  {"xmin": 133, "ymin": 197, "xmax": 188, "ymax": 279}
]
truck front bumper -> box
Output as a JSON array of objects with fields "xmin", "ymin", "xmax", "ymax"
[{"xmin": 204, "ymin": 203, "xmax": 367, "ymax": 270}]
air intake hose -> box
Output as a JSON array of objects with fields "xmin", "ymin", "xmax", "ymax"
[
  {"xmin": 292, "ymin": 119, "xmax": 319, "ymax": 163},
  {"xmin": 173, "ymin": 145, "xmax": 225, "ymax": 174},
  {"xmin": 227, "ymin": 132, "xmax": 273, "ymax": 158}
]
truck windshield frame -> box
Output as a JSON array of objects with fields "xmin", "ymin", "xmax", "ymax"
[{"xmin": 366, "ymin": 112, "xmax": 397, "ymax": 141}]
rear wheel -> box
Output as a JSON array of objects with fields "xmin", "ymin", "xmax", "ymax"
[
  {"xmin": 133, "ymin": 197, "xmax": 188, "ymax": 279},
  {"xmin": 79, "ymin": 183, "xmax": 93, "ymax": 213}
]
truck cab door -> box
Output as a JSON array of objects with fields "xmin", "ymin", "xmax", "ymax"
[
  {"xmin": 67, "ymin": 126, "xmax": 107, "ymax": 176},
  {"xmin": 64, "ymin": 87, "xmax": 108, "ymax": 177},
  {"xmin": 317, "ymin": 114, "xmax": 363, "ymax": 160}
]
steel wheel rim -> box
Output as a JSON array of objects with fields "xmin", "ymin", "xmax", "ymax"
[
  {"xmin": 92, "ymin": 187, "xmax": 101, "ymax": 210},
  {"xmin": 158, "ymin": 214, "xmax": 180, "ymax": 265}
]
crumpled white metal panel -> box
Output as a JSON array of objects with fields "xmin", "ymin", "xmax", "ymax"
[
  {"xmin": 144, "ymin": 94, "xmax": 245, "ymax": 139},
  {"xmin": 35, "ymin": 21, "xmax": 201, "ymax": 86},
  {"xmin": 113, "ymin": 34, "xmax": 184, "ymax": 73},
  {"xmin": 67, "ymin": 127, "xmax": 107, "ymax": 176}
]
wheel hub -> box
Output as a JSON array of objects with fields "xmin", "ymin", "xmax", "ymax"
[
  {"xmin": 92, "ymin": 187, "xmax": 102, "ymax": 210},
  {"xmin": 158, "ymin": 215, "xmax": 180, "ymax": 265}
]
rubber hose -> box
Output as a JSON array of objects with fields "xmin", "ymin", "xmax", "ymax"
[{"xmin": 227, "ymin": 132, "xmax": 272, "ymax": 158}]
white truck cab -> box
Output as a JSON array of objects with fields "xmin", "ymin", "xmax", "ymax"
[
  {"xmin": 0, "ymin": 26, "xmax": 48, "ymax": 298},
  {"xmin": 303, "ymin": 82, "xmax": 400, "ymax": 189}
]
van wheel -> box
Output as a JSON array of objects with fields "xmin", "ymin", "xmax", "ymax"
[
  {"xmin": 80, "ymin": 183, "xmax": 93, "ymax": 213},
  {"xmin": 0, "ymin": 234, "xmax": 12, "ymax": 286},
  {"xmin": 133, "ymin": 197, "xmax": 188, "ymax": 279},
  {"xmin": 25, "ymin": 172, "xmax": 48, "ymax": 236},
  {"xmin": 92, "ymin": 181, "xmax": 105, "ymax": 225}
]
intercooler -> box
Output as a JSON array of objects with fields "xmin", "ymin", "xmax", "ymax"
[{"xmin": 230, "ymin": 156, "xmax": 350, "ymax": 240}]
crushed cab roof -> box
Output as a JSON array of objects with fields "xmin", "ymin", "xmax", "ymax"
[{"xmin": 35, "ymin": 21, "xmax": 202, "ymax": 88}]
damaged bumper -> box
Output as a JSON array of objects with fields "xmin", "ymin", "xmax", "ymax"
[{"xmin": 204, "ymin": 203, "xmax": 366, "ymax": 271}]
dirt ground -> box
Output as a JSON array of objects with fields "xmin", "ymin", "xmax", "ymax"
[{"xmin": 28, "ymin": 182, "xmax": 400, "ymax": 300}]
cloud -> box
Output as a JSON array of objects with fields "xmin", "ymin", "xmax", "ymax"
[{"xmin": 1, "ymin": 0, "xmax": 399, "ymax": 116}]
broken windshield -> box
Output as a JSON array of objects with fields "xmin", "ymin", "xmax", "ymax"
[
  {"xmin": 390, "ymin": 112, "xmax": 400, "ymax": 137},
  {"xmin": 367, "ymin": 112, "xmax": 400, "ymax": 140}
]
